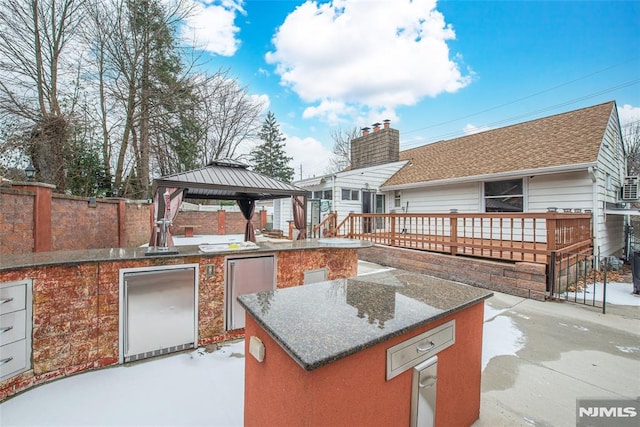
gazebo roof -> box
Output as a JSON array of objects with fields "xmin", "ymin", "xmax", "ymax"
[{"xmin": 152, "ymin": 159, "xmax": 308, "ymax": 200}]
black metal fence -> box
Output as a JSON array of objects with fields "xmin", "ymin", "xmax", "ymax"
[{"xmin": 549, "ymin": 251, "xmax": 610, "ymax": 313}]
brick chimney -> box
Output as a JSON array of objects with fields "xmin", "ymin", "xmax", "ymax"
[{"xmin": 350, "ymin": 120, "xmax": 399, "ymax": 170}]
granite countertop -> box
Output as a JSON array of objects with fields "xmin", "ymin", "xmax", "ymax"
[
  {"xmin": 238, "ymin": 269, "xmax": 493, "ymax": 371},
  {"xmin": 0, "ymin": 238, "xmax": 371, "ymax": 271}
]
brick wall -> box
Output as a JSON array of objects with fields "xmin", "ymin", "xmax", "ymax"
[
  {"xmin": 51, "ymin": 195, "xmax": 120, "ymax": 251},
  {"xmin": 171, "ymin": 210, "xmax": 221, "ymax": 235},
  {"xmin": 0, "ymin": 185, "xmax": 154, "ymax": 254},
  {"xmin": 350, "ymin": 127, "xmax": 400, "ymax": 169},
  {"xmin": 0, "ymin": 188, "xmax": 35, "ymax": 254},
  {"xmin": 171, "ymin": 210, "xmax": 265, "ymax": 236},
  {"xmin": 124, "ymin": 202, "xmax": 153, "ymax": 247},
  {"xmin": 359, "ymin": 245, "xmax": 547, "ymax": 300},
  {"xmin": 1, "ymin": 184, "xmax": 270, "ymax": 254}
]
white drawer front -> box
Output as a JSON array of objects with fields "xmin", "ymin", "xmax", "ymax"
[
  {"xmin": 0, "ymin": 310, "xmax": 27, "ymax": 346},
  {"xmin": 0, "ymin": 339, "xmax": 28, "ymax": 380},
  {"xmin": 387, "ymin": 320, "xmax": 455, "ymax": 380},
  {"xmin": 0, "ymin": 283, "xmax": 27, "ymax": 315}
]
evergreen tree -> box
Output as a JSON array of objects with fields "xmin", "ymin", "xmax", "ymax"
[{"xmin": 251, "ymin": 112, "xmax": 294, "ymax": 183}]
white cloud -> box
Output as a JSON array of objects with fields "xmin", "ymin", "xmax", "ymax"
[
  {"xmin": 266, "ymin": 0, "xmax": 470, "ymax": 123},
  {"xmin": 463, "ymin": 123, "xmax": 492, "ymax": 135},
  {"xmin": 619, "ymin": 104, "xmax": 640, "ymax": 127},
  {"xmin": 182, "ymin": 0, "xmax": 244, "ymax": 56},
  {"xmin": 284, "ymin": 134, "xmax": 333, "ymax": 179},
  {"xmin": 250, "ymin": 93, "xmax": 270, "ymax": 114}
]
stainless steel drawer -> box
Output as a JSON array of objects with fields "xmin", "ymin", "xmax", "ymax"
[
  {"xmin": 0, "ymin": 283, "xmax": 26, "ymax": 315},
  {"xmin": 0, "ymin": 310, "xmax": 27, "ymax": 346},
  {"xmin": 386, "ymin": 320, "xmax": 455, "ymax": 380},
  {"xmin": 0, "ymin": 339, "xmax": 28, "ymax": 379}
]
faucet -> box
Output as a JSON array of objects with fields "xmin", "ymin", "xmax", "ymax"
[{"xmin": 155, "ymin": 218, "xmax": 172, "ymax": 250}]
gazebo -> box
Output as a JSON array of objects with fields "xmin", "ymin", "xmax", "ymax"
[{"xmin": 148, "ymin": 159, "xmax": 309, "ymax": 246}]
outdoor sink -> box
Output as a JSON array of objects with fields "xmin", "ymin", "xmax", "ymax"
[
  {"xmin": 317, "ymin": 238, "xmax": 362, "ymax": 247},
  {"xmin": 198, "ymin": 242, "xmax": 258, "ymax": 253}
]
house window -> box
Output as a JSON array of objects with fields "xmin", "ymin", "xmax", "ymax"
[
  {"xmin": 394, "ymin": 191, "xmax": 401, "ymax": 208},
  {"xmin": 484, "ymin": 179, "xmax": 523, "ymax": 212},
  {"xmin": 312, "ymin": 190, "xmax": 332, "ymax": 199},
  {"xmin": 606, "ymin": 173, "xmax": 613, "ymax": 191},
  {"xmin": 341, "ymin": 188, "xmax": 360, "ymax": 201}
]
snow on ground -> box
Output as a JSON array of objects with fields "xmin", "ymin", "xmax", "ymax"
[
  {"xmin": 566, "ymin": 281, "xmax": 640, "ymax": 306},
  {"xmin": 0, "ymin": 342, "xmax": 246, "ymax": 427},
  {"xmin": 481, "ymin": 306, "xmax": 525, "ymax": 371}
]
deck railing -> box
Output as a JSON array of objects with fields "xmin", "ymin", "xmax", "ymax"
[{"xmin": 319, "ymin": 211, "xmax": 592, "ymax": 264}]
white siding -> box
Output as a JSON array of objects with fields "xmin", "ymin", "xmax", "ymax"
[
  {"xmin": 298, "ymin": 161, "xmax": 406, "ymax": 226},
  {"xmin": 528, "ymin": 172, "xmax": 594, "ymax": 212},
  {"xmin": 274, "ymin": 161, "xmax": 406, "ymax": 236},
  {"xmin": 595, "ymin": 108, "xmax": 626, "ymax": 256},
  {"xmin": 273, "ymin": 198, "xmax": 293, "ymax": 234},
  {"xmin": 395, "ymin": 183, "xmax": 480, "ymax": 213},
  {"xmin": 597, "ymin": 109, "xmax": 626, "ymax": 193},
  {"xmin": 601, "ymin": 214, "xmax": 625, "ymax": 257}
]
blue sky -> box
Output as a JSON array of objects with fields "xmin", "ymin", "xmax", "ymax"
[{"xmin": 182, "ymin": 0, "xmax": 640, "ymax": 179}]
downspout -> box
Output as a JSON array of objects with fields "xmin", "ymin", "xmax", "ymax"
[{"xmin": 588, "ymin": 166, "xmax": 599, "ymax": 261}]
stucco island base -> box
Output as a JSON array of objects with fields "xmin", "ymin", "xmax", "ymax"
[{"xmin": 241, "ymin": 270, "xmax": 490, "ymax": 427}]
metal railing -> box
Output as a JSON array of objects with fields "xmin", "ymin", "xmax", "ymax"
[
  {"xmin": 549, "ymin": 251, "xmax": 608, "ymax": 313},
  {"xmin": 325, "ymin": 211, "xmax": 592, "ymax": 265}
]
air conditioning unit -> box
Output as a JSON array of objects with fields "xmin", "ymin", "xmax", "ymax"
[{"xmin": 621, "ymin": 176, "xmax": 640, "ymax": 201}]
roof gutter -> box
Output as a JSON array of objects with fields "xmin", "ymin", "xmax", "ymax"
[{"xmin": 381, "ymin": 161, "xmax": 597, "ymax": 191}]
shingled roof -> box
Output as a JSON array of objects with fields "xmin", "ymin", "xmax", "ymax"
[{"xmin": 383, "ymin": 101, "xmax": 617, "ymax": 188}]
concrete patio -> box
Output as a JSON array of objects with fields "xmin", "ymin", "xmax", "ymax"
[{"xmin": 475, "ymin": 289, "xmax": 639, "ymax": 426}]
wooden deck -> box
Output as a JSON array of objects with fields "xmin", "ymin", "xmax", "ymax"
[
  {"xmin": 353, "ymin": 232, "xmax": 549, "ymax": 263},
  {"xmin": 313, "ymin": 212, "xmax": 592, "ymax": 265}
]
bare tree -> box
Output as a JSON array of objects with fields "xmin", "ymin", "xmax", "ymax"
[
  {"xmin": 624, "ymin": 120, "xmax": 640, "ymax": 176},
  {"xmin": 195, "ymin": 71, "xmax": 265, "ymax": 164},
  {"xmin": 327, "ymin": 126, "xmax": 359, "ymax": 173},
  {"xmin": 0, "ymin": 0, "xmax": 85, "ymax": 190},
  {"xmin": 1, "ymin": 0, "xmax": 267, "ymax": 196},
  {"xmin": 83, "ymin": 0, "xmax": 195, "ymax": 197}
]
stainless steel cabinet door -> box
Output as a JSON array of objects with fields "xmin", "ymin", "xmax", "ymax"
[
  {"xmin": 226, "ymin": 256, "xmax": 275, "ymax": 330},
  {"xmin": 411, "ymin": 356, "xmax": 438, "ymax": 427},
  {"xmin": 124, "ymin": 268, "xmax": 195, "ymax": 359}
]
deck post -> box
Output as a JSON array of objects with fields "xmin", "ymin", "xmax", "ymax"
[
  {"xmin": 450, "ymin": 215, "xmax": 458, "ymax": 256},
  {"xmin": 390, "ymin": 214, "xmax": 396, "ymax": 246},
  {"xmin": 546, "ymin": 213, "xmax": 557, "ymax": 267},
  {"xmin": 349, "ymin": 215, "xmax": 354, "ymax": 238}
]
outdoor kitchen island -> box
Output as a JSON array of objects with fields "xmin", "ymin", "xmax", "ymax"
[
  {"xmin": 0, "ymin": 238, "xmax": 370, "ymax": 401},
  {"xmin": 239, "ymin": 269, "xmax": 493, "ymax": 427}
]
